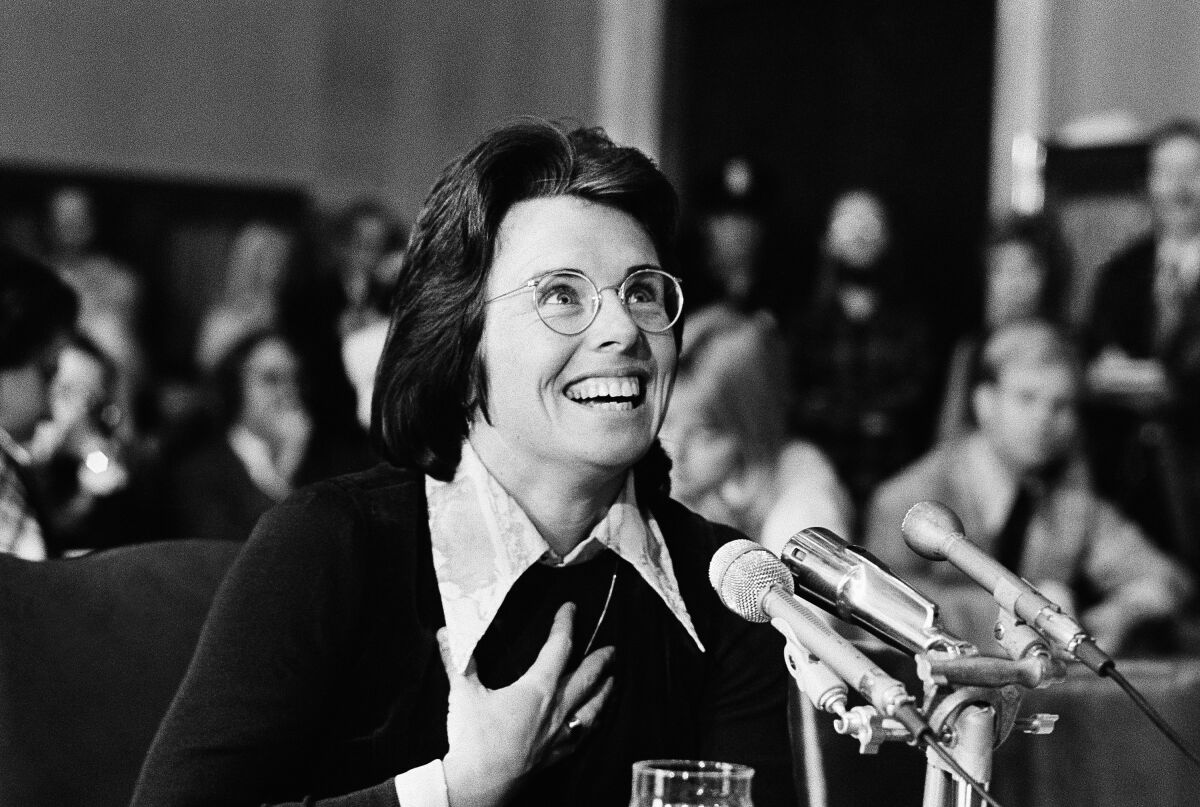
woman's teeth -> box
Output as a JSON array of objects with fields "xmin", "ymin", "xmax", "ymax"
[{"xmin": 564, "ymin": 376, "xmax": 643, "ymax": 409}]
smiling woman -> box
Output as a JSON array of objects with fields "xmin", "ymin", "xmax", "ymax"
[{"xmin": 132, "ymin": 119, "xmax": 798, "ymax": 807}]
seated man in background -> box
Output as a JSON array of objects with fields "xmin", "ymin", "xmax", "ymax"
[
  {"xmin": 865, "ymin": 319, "xmax": 1193, "ymax": 655},
  {"xmin": 0, "ymin": 245, "xmax": 78, "ymax": 559}
]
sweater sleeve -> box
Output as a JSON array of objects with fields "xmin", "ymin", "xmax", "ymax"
[
  {"xmin": 691, "ymin": 520, "xmax": 798, "ymax": 807},
  {"xmin": 130, "ymin": 481, "xmax": 402, "ymax": 807}
]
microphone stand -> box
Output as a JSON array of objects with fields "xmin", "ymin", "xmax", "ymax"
[{"xmin": 783, "ymin": 607, "xmax": 1064, "ymax": 807}]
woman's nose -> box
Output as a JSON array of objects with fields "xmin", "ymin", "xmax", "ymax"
[{"xmin": 589, "ymin": 288, "xmax": 641, "ymax": 347}]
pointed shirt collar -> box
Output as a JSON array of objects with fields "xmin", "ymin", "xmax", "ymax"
[{"xmin": 426, "ymin": 442, "xmax": 704, "ymax": 673}]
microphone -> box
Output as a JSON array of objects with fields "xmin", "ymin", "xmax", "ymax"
[
  {"xmin": 901, "ymin": 500, "xmax": 1113, "ymax": 674},
  {"xmin": 709, "ymin": 538, "xmax": 926, "ymax": 724},
  {"xmin": 710, "ymin": 539, "xmax": 1012, "ymax": 807},
  {"xmin": 780, "ymin": 527, "xmax": 972, "ymax": 655}
]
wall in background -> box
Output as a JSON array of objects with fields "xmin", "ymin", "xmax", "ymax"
[
  {"xmin": 991, "ymin": 0, "xmax": 1200, "ymax": 214},
  {"xmin": 1047, "ymin": 0, "xmax": 1200, "ymax": 135},
  {"xmin": 0, "ymin": 0, "xmax": 603, "ymax": 217}
]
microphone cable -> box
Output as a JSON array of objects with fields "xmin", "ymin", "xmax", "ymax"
[
  {"xmin": 891, "ymin": 703, "xmax": 1005, "ymax": 807},
  {"xmin": 1102, "ymin": 663, "xmax": 1200, "ymax": 768}
]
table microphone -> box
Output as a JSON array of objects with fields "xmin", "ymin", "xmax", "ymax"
[
  {"xmin": 899, "ymin": 500, "xmax": 1112, "ymax": 673},
  {"xmin": 780, "ymin": 527, "xmax": 972, "ymax": 655},
  {"xmin": 708, "ymin": 539, "xmax": 1010, "ymax": 806},
  {"xmin": 709, "ymin": 539, "xmax": 922, "ymax": 722}
]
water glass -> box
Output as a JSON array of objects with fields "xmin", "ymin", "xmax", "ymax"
[{"xmin": 628, "ymin": 759, "xmax": 755, "ymax": 807}]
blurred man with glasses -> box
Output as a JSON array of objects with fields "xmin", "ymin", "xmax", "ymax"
[{"xmin": 864, "ymin": 319, "xmax": 1192, "ymax": 655}]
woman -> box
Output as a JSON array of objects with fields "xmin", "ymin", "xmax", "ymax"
[
  {"xmin": 132, "ymin": 120, "xmax": 795, "ymax": 807},
  {"xmin": 28, "ymin": 333, "xmax": 153, "ymax": 552},
  {"xmin": 194, "ymin": 222, "xmax": 295, "ymax": 373},
  {"xmin": 661, "ymin": 307, "xmax": 853, "ymax": 554},
  {"xmin": 167, "ymin": 327, "xmax": 373, "ymax": 542},
  {"xmin": 935, "ymin": 214, "xmax": 1064, "ymax": 443},
  {"xmin": 788, "ymin": 188, "xmax": 936, "ymax": 509}
]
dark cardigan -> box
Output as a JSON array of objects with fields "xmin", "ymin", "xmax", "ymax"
[{"xmin": 131, "ymin": 463, "xmax": 797, "ymax": 807}]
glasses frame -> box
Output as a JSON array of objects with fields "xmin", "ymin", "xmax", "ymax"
[{"xmin": 485, "ymin": 267, "xmax": 684, "ymax": 336}]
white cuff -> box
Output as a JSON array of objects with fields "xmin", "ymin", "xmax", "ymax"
[{"xmin": 394, "ymin": 758, "xmax": 450, "ymax": 807}]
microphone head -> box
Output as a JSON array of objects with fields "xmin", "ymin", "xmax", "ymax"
[
  {"xmin": 708, "ymin": 538, "xmax": 794, "ymax": 623},
  {"xmin": 901, "ymin": 501, "xmax": 964, "ymax": 561}
]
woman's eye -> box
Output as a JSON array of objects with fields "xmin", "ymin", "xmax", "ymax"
[
  {"xmin": 625, "ymin": 276, "xmax": 664, "ymax": 305},
  {"xmin": 538, "ymin": 283, "xmax": 582, "ymax": 307}
]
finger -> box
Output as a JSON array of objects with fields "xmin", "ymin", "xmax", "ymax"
[
  {"xmin": 568, "ymin": 672, "xmax": 615, "ymax": 732},
  {"xmin": 526, "ymin": 601, "xmax": 576, "ymax": 684},
  {"xmin": 558, "ymin": 645, "xmax": 615, "ymax": 714},
  {"xmin": 544, "ymin": 675, "xmax": 616, "ymax": 766}
]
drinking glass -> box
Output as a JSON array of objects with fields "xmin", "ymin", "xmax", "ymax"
[{"xmin": 628, "ymin": 759, "xmax": 755, "ymax": 807}]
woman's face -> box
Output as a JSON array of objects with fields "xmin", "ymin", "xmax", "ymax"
[
  {"xmin": 659, "ymin": 380, "xmax": 739, "ymax": 504},
  {"xmin": 238, "ymin": 337, "xmax": 304, "ymax": 438},
  {"xmin": 826, "ymin": 191, "xmax": 890, "ymax": 270},
  {"xmin": 50, "ymin": 345, "xmax": 109, "ymax": 427},
  {"xmin": 470, "ymin": 196, "xmax": 677, "ymax": 480},
  {"xmin": 985, "ymin": 240, "xmax": 1046, "ymax": 326}
]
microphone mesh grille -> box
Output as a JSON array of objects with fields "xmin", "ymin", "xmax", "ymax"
[{"xmin": 708, "ymin": 539, "xmax": 795, "ymax": 622}]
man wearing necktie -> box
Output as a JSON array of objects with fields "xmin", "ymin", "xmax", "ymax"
[
  {"xmin": 0, "ymin": 245, "xmax": 78, "ymax": 559},
  {"xmin": 865, "ymin": 320, "xmax": 1193, "ymax": 654},
  {"xmin": 1086, "ymin": 120, "xmax": 1200, "ymax": 570}
]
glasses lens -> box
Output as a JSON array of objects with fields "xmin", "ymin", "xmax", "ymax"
[
  {"xmin": 623, "ymin": 270, "xmax": 682, "ymax": 332},
  {"xmin": 534, "ymin": 271, "xmax": 597, "ymax": 334}
]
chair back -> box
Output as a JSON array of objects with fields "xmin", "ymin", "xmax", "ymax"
[{"xmin": 0, "ymin": 540, "xmax": 240, "ymax": 807}]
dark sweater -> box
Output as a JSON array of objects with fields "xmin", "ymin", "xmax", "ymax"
[{"xmin": 131, "ymin": 463, "xmax": 797, "ymax": 807}]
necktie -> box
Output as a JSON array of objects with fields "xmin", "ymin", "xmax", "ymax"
[
  {"xmin": 1155, "ymin": 249, "xmax": 1187, "ymax": 349},
  {"xmin": 994, "ymin": 482, "xmax": 1035, "ymax": 574}
]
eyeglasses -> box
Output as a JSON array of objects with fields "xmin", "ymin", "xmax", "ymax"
[{"xmin": 485, "ymin": 268, "xmax": 684, "ymax": 336}]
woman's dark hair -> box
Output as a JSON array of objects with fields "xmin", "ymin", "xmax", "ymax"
[
  {"xmin": 0, "ymin": 244, "xmax": 78, "ymax": 370},
  {"xmin": 371, "ymin": 118, "xmax": 680, "ymax": 493},
  {"xmin": 212, "ymin": 327, "xmax": 296, "ymax": 429},
  {"xmin": 984, "ymin": 213, "xmax": 1068, "ymax": 320}
]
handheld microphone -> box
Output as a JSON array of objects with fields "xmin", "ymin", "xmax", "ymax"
[
  {"xmin": 901, "ymin": 500, "xmax": 1113, "ymax": 674},
  {"xmin": 780, "ymin": 527, "xmax": 972, "ymax": 655},
  {"xmin": 709, "ymin": 539, "xmax": 926, "ymax": 724}
]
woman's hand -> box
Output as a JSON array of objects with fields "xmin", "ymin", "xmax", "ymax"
[{"xmin": 438, "ymin": 602, "xmax": 615, "ymax": 807}]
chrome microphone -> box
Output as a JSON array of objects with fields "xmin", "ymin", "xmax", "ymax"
[
  {"xmin": 901, "ymin": 500, "xmax": 1114, "ymax": 674},
  {"xmin": 709, "ymin": 539, "xmax": 925, "ymax": 721},
  {"xmin": 780, "ymin": 527, "xmax": 971, "ymax": 655}
]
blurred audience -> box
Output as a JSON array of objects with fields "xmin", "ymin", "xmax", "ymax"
[
  {"xmin": 788, "ymin": 188, "xmax": 936, "ymax": 514},
  {"xmin": 166, "ymin": 328, "xmax": 372, "ymax": 542},
  {"xmin": 937, "ymin": 214, "xmax": 1067, "ymax": 443},
  {"xmin": 194, "ymin": 221, "xmax": 295, "ymax": 373},
  {"xmin": 327, "ymin": 200, "xmax": 407, "ymax": 336},
  {"xmin": 865, "ymin": 319, "xmax": 1193, "ymax": 655},
  {"xmin": 0, "ymin": 245, "xmax": 78, "ymax": 559},
  {"xmin": 331, "ymin": 201, "xmax": 406, "ymax": 427},
  {"xmin": 1085, "ymin": 119, "xmax": 1200, "ymax": 568},
  {"xmin": 44, "ymin": 185, "xmax": 145, "ymax": 429},
  {"xmin": 29, "ymin": 333, "xmax": 163, "ymax": 551},
  {"xmin": 661, "ymin": 307, "xmax": 853, "ymax": 555}
]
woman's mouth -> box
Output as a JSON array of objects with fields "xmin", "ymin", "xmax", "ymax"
[{"xmin": 563, "ymin": 376, "xmax": 645, "ymax": 410}]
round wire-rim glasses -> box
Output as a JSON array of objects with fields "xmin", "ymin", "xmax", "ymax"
[{"xmin": 485, "ymin": 267, "xmax": 684, "ymax": 336}]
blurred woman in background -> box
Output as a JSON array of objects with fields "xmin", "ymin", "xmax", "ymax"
[
  {"xmin": 788, "ymin": 188, "xmax": 936, "ymax": 510},
  {"xmin": 194, "ymin": 221, "xmax": 294, "ymax": 373},
  {"xmin": 935, "ymin": 214, "xmax": 1065, "ymax": 443},
  {"xmin": 662, "ymin": 307, "xmax": 853, "ymax": 554},
  {"xmin": 29, "ymin": 332, "xmax": 163, "ymax": 551},
  {"xmin": 167, "ymin": 327, "xmax": 371, "ymax": 542}
]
